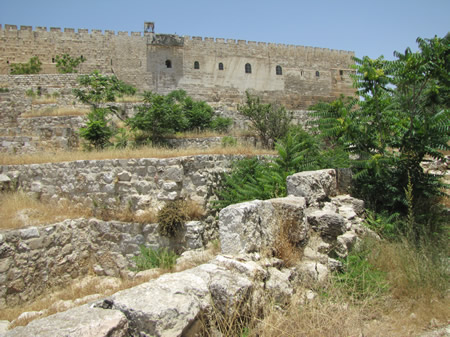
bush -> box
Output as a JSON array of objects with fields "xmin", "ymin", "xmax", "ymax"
[
  {"xmin": 238, "ymin": 91, "xmax": 293, "ymax": 148},
  {"xmin": 221, "ymin": 136, "xmax": 237, "ymax": 147},
  {"xmin": 78, "ymin": 108, "xmax": 113, "ymax": 149},
  {"xmin": 131, "ymin": 246, "xmax": 178, "ymax": 271},
  {"xmin": 211, "ymin": 116, "xmax": 233, "ymax": 133},
  {"xmin": 10, "ymin": 56, "xmax": 42, "ymax": 74},
  {"xmin": 157, "ymin": 200, "xmax": 189, "ymax": 237},
  {"xmin": 55, "ymin": 54, "xmax": 86, "ymax": 73}
]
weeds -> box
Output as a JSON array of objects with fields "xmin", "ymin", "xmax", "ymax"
[{"xmin": 131, "ymin": 246, "xmax": 178, "ymax": 271}]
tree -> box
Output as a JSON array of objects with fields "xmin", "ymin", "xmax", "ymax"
[
  {"xmin": 10, "ymin": 56, "xmax": 42, "ymax": 74},
  {"xmin": 74, "ymin": 71, "xmax": 137, "ymax": 149},
  {"xmin": 55, "ymin": 54, "xmax": 85, "ymax": 73},
  {"xmin": 238, "ymin": 92, "xmax": 293, "ymax": 148}
]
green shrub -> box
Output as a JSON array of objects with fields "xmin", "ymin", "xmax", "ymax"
[
  {"xmin": 221, "ymin": 136, "xmax": 237, "ymax": 147},
  {"xmin": 131, "ymin": 245, "xmax": 178, "ymax": 271},
  {"xmin": 10, "ymin": 56, "xmax": 42, "ymax": 75},
  {"xmin": 55, "ymin": 54, "xmax": 85, "ymax": 73},
  {"xmin": 0, "ymin": 88, "xmax": 9, "ymax": 93},
  {"xmin": 78, "ymin": 108, "xmax": 113, "ymax": 150},
  {"xmin": 333, "ymin": 239, "xmax": 389, "ymax": 301},
  {"xmin": 211, "ymin": 116, "xmax": 233, "ymax": 133},
  {"xmin": 157, "ymin": 200, "xmax": 189, "ymax": 237}
]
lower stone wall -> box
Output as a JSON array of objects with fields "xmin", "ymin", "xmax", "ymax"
[
  {"xmin": 0, "ymin": 154, "xmax": 240, "ymax": 211},
  {"xmin": 0, "ymin": 217, "xmax": 204, "ymax": 309}
]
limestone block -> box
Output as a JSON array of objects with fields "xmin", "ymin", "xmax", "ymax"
[
  {"xmin": 184, "ymin": 221, "xmax": 204, "ymax": 250},
  {"xmin": 295, "ymin": 261, "xmax": 329, "ymax": 282},
  {"xmin": 266, "ymin": 267, "xmax": 293, "ymax": 302},
  {"xmin": 286, "ymin": 169, "xmax": 337, "ymax": 205},
  {"xmin": 19, "ymin": 227, "xmax": 40, "ymax": 239},
  {"xmin": 117, "ymin": 171, "xmax": 131, "ymax": 182},
  {"xmin": 306, "ymin": 210, "xmax": 346, "ymax": 240},
  {"xmin": 269, "ymin": 196, "xmax": 309, "ymax": 245},
  {"xmin": 218, "ymin": 200, "xmax": 277, "ymax": 255},
  {"xmin": 104, "ymin": 265, "xmax": 214, "ymax": 337},
  {"xmin": 2, "ymin": 304, "xmax": 128, "ymax": 337}
]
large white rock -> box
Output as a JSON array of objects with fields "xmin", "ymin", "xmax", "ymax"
[
  {"xmin": 218, "ymin": 200, "xmax": 277, "ymax": 255},
  {"xmin": 286, "ymin": 169, "xmax": 337, "ymax": 205},
  {"xmin": 1, "ymin": 304, "xmax": 128, "ymax": 337},
  {"xmin": 306, "ymin": 209, "xmax": 346, "ymax": 240}
]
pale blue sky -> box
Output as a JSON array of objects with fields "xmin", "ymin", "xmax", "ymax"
[{"xmin": 1, "ymin": 0, "xmax": 448, "ymax": 60}]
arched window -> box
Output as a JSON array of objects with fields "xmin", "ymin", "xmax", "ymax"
[
  {"xmin": 316, "ymin": 71, "xmax": 320, "ymax": 77},
  {"xmin": 276, "ymin": 65, "xmax": 282, "ymax": 75},
  {"xmin": 218, "ymin": 62, "xmax": 224, "ymax": 70},
  {"xmin": 194, "ymin": 61, "xmax": 200, "ymax": 69},
  {"xmin": 165, "ymin": 60, "xmax": 172, "ymax": 68},
  {"xmin": 245, "ymin": 63, "xmax": 252, "ymax": 74}
]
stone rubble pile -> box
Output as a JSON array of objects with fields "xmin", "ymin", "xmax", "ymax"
[{"xmin": 2, "ymin": 168, "xmax": 373, "ymax": 336}]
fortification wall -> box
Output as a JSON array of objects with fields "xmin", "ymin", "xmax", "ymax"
[{"xmin": 0, "ymin": 24, "xmax": 355, "ymax": 108}]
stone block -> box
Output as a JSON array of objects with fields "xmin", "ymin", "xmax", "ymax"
[{"xmin": 286, "ymin": 169, "xmax": 337, "ymax": 205}]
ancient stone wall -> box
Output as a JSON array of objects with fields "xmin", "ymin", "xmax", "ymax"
[
  {"xmin": 0, "ymin": 24, "xmax": 355, "ymax": 108},
  {"xmin": 0, "ymin": 154, "xmax": 240, "ymax": 211},
  {"xmin": 0, "ymin": 218, "xmax": 204, "ymax": 309}
]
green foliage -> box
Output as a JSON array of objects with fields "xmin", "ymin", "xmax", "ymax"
[
  {"xmin": 55, "ymin": 54, "xmax": 86, "ymax": 73},
  {"xmin": 210, "ymin": 116, "xmax": 233, "ymax": 133},
  {"xmin": 221, "ymin": 136, "xmax": 237, "ymax": 147},
  {"xmin": 78, "ymin": 108, "xmax": 113, "ymax": 150},
  {"xmin": 238, "ymin": 91, "xmax": 293, "ymax": 148},
  {"xmin": 74, "ymin": 71, "xmax": 137, "ymax": 149},
  {"xmin": 0, "ymin": 88, "xmax": 9, "ymax": 93},
  {"xmin": 127, "ymin": 91, "xmax": 187, "ymax": 144},
  {"xmin": 74, "ymin": 70, "xmax": 136, "ymax": 108},
  {"xmin": 309, "ymin": 34, "xmax": 449, "ymax": 239},
  {"xmin": 10, "ymin": 56, "xmax": 42, "ymax": 75},
  {"xmin": 127, "ymin": 90, "xmax": 221, "ymax": 144},
  {"xmin": 157, "ymin": 200, "xmax": 189, "ymax": 237},
  {"xmin": 131, "ymin": 245, "xmax": 178, "ymax": 271},
  {"xmin": 334, "ymin": 240, "xmax": 389, "ymax": 301}
]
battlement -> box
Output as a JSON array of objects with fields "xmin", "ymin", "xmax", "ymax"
[
  {"xmin": 0, "ymin": 23, "xmax": 354, "ymax": 56},
  {"xmin": 0, "ymin": 24, "xmax": 145, "ymax": 37}
]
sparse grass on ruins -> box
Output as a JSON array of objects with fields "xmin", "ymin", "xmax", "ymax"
[
  {"xmin": 114, "ymin": 94, "xmax": 144, "ymax": 103},
  {"xmin": 0, "ymin": 191, "xmax": 92, "ymax": 230},
  {"xmin": 0, "ymin": 145, "xmax": 275, "ymax": 166},
  {"xmin": 21, "ymin": 107, "xmax": 89, "ymax": 118}
]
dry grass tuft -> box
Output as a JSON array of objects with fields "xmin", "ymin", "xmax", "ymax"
[
  {"xmin": 0, "ymin": 191, "xmax": 92, "ymax": 230},
  {"xmin": 0, "ymin": 145, "xmax": 275, "ymax": 166},
  {"xmin": 21, "ymin": 107, "xmax": 89, "ymax": 118},
  {"xmin": 273, "ymin": 219, "xmax": 303, "ymax": 267},
  {"xmin": 114, "ymin": 95, "xmax": 143, "ymax": 103}
]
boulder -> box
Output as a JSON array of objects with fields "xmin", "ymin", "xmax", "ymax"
[
  {"xmin": 286, "ymin": 169, "xmax": 337, "ymax": 205},
  {"xmin": 2, "ymin": 304, "xmax": 128, "ymax": 337},
  {"xmin": 218, "ymin": 200, "xmax": 277, "ymax": 255},
  {"xmin": 306, "ymin": 209, "xmax": 346, "ymax": 240}
]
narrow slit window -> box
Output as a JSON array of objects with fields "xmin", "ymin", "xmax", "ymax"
[
  {"xmin": 276, "ymin": 65, "xmax": 282, "ymax": 75},
  {"xmin": 339, "ymin": 70, "xmax": 344, "ymax": 76},
  {"xmin": 165, "ymin": 60, "xmax": 172, "ymax": 68},
  {"xmin": 218, "ymin": 62, "xmax": 224, "ymax": 70},
  {"xmin": 194, "ymin": 61, "xmax": 200, "ymax": 69},
  {"xmin": 316, "ymin": 71, "xmax": 320, "ymax": 77},
  {"xmin": 245, "ymin": 63, "xmax": 252, "ymax": 74}
]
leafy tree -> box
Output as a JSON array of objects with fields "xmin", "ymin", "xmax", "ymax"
[
  {"xmin": 127, "ymin": 91, "xmax": 187, "ymax": 144},
  {"xmin": 78, "ymin": 108, "xmax": 113, "ymax": 149},
  {"xmin": 238, "ymin": 92, "xmax": 293, "ymax": 148},
  {"xmin": 311, "ymin": 34, "xmax": 449, "ymax": 237},
  {"xmin": 10, "ymin": 56, "xmax": 42, "ymax": 74},
  {"xmin": 55, "ymin": 54, "xmax": 85, "ymax": 73},
  {"xmin": 74, "ymin": 71, "xmax": 137, "ymax": 149}
]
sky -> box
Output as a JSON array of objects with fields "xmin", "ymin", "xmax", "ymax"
[{"xmin": 0, "ymin": 0, "xmax": 448, "ymax": 60}]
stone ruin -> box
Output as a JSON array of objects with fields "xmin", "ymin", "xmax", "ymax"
[{"xmin": 0, "ymin": 168, "xmax": 377, "ymax": 336}]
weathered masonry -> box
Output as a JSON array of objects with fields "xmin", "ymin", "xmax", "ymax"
[{"xmin": 0, "ymin": 22, "xmax": 355, "ymax": 108}]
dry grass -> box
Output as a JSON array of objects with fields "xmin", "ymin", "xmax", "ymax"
[
  {"xmin": 0, "ymin": 145, "xmax": 275, "ymax": 166},
  {"xmin": 114, "ymin": 95, "xmax": 143, "ymax": 103},
  {"xmin": 273, "ymin": 219, "xmax": 303, "ymax": 267},
  {"xmin": 21, "ymin": 107, "xmax": 89, "ymax": 118},
  {"xmin": 0, "ymin": 191, "xmax": 92, "ymax": 230},
  {"xmin": 31, "ymin": 97, "xmax": 58, "ymax": 104}
]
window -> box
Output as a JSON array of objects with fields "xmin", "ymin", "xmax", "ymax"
[
  {"xmin": 316, "ymin": 71, "xmax": 320, "ymax": 77},
  {"xmin": 245, "ymin": 63, "xmax": 252, "ymax": 74},
  {"xmin": 194, "ymin": 61, "xmax": 200, "ymax": 69},
  {"xmin": 276, "ymin": 65, "xmax": 282, "ymax": 75},
  {"xmin": 165, "ymin": 60, "xmax": 172, "ymax": 68},
  {"xmin": 218, "ymin": 62, "xmax": 224, "ymax": 70},
  {"xmin": 339, "ymin": 70, "xmax": 344, "ymax": 76},
  {"xmin": 52, "ymin": 57, "xmax": 55, "ymax": 63}
]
